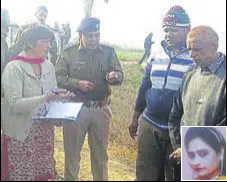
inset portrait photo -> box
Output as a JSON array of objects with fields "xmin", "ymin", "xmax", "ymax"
[{"xmin": 181, "ymin": 126, "xmax": 226, "ymax": 181}]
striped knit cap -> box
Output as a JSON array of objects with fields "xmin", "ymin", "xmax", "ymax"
[{"xmin": 162, "ymin": 5, "xmax": 190, "ymax": 28}]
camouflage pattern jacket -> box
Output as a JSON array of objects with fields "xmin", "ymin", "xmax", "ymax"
[{"xmin": 8, "ymin": 22, "xmax": 58, "ymax": 65}]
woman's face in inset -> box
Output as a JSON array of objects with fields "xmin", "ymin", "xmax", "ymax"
[{"xmin": 187, "ymin": 137, "xmax": 221, "ymax": 179}]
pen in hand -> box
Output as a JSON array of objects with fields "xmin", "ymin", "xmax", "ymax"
[
  {"xmin": 51, "ymin": 89, "xmax": 76, "ymax": 98},
  {"xmin": 52, "ymin": 89, "xmax": 60, "ymax": 95},
  {"xmin": 52, "ymin": 89, "xmax": 68, "ymax": 95},
  {"xmin": 46, "ymin": 89, "xmax": 75, "ymax": 102}
]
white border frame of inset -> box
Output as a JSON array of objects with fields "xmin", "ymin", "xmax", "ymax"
[{"xmin": 181, "ymin": 126, "xmax": 227, "ymax": 181}]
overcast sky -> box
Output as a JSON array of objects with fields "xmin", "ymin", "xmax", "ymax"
[{"xmin": 2, "ymin": 0, "xmax": 226, "ymax": 52}]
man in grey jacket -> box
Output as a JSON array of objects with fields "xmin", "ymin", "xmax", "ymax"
[{"xmin": 169, "ymin": 26, "xmax": 226, "ymax": 162}]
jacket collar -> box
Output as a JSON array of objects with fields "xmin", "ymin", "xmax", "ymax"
[
  {"xmin": 161, "ymin": 40, "xmax": 188, "ymax": 59},
  {"xmin": 17, "ymin": 52, "xmax": 51, "ymax": 78},
  {"xmin": 78, "ymin": 42, "xmax": 104, "ymax": 53}
]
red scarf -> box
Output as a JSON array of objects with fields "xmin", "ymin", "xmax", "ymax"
[{"xmin": 9, "ymin": 56, "xmax": 45, "ymax": 64}]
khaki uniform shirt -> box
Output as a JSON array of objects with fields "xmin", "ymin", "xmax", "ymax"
[{"xmin": 55, "ymin": 43, "xmax": 123, "ymax": 101}]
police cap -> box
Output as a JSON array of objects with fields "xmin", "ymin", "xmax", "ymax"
[{"xmin": 76, "ymin": 17, "xmax": 100, "ymax": 33}]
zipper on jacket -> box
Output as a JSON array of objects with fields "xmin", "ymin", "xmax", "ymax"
[
  {"xmin": 161, "ymin": 46, "xmax": 188, "ymax": 91},
  {"xmin": 161, "ymin": 58, "xmax": 173, "ymax": 90}
]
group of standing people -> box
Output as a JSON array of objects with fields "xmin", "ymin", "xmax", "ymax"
[
  {"xmin": 1, "ymin": 3, "xmax": 226, "ymax": 182},
  {"xmin": 129, "ymin": 5, "xmax": 226, "ymax": 181},
  {"xmin": 1, "ymin": 5, "xmax": 123, "ymax": 181},
  {"xmin": 3, "ymin": 5, "xmax": 71, "ymax": 68},
  {"xmin": 53, "ymin": 21, "xmax": 72, "ymax": 58}
]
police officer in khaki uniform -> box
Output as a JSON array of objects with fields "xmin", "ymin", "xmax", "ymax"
[
  {"xmin": 8, "ymin": 5, "xmax": 58, "ymax": 65},
  {"xmin": 55, "ymin": 17, "xmax": 123, "ymax": 181}
]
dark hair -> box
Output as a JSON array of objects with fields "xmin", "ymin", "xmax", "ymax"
[
  {"xmin": 24, "ymin": 26, "xmax": 53, "ymax": 51},
  {"xmin": 36, "ymin": 5, "xmax": 48, "ymax": 14},
  {"xmin": 184, "ymin": 127, "xmax": 226, "ymax": 176}
]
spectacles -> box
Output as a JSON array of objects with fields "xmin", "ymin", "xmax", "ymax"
[{"xmin": 39, "ymin": 39, "xmax": 51, "ymax": 46}]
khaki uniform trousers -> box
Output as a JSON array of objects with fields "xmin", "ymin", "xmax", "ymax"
[{"xmin": 63, "ymin": 105, "xmax": 112, "ymax": 181}]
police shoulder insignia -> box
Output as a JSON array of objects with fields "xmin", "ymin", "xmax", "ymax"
[{"xmin": 100, "ymin": 44, "xmax": 113, "ymax": 50}]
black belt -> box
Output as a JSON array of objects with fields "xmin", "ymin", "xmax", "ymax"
[
  {"xmin": 83, "ymin": 100, "xmax": 102, "ymax": 108},
  {"xmin": 83, "ymin": 98, "xmax": 111, "ymax": 108}
]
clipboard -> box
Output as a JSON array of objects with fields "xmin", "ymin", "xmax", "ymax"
[{"xmin": 32, "ymin": 102, "xmax": 83, "ymax": 122}]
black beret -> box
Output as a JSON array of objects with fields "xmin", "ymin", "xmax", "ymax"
[{"xmin": 77, "ymin": 17, "xmax": 100, "ymax": 33}]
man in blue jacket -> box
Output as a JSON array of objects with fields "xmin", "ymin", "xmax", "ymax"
[{"xmin": 129, "ymin": 5, "xmax": 194, "ymax": 181}]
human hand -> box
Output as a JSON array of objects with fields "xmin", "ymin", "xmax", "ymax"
[
  {"xmin": 169, "ymin": 148, "xmax": 181, "ymax": 160},
  {"xmin": 128, "ymin": 118, "xmax": 139, "ymax": 140},
  {"xmin": 106, "ymin": 71, "xmax": 119, "ymax": 84},
  {"xmin": 76, "ymin": 80, "xmax": 96, "ymax": 92},
  {"xmin": 46, "ymin": 89, "xmax": 75, "ymax": 102}
]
